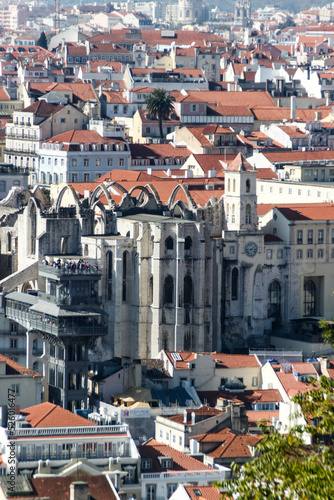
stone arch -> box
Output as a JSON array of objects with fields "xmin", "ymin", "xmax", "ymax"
[
  {"xmin": 91, "ymin": 200, "xmax": 107, "ymax": 234},
  {"xmin": 205, "ymin": 196, "xmax": 218, "ymax": 207},
  {"xmin": 128, "ymin": 185, "xmax": 153, "ymax": 208},
  {"xmin": 55, "ymin": 185, "xmax": 80, "ymax": 215},
  {"xmin": 168, "ymin": 184, "xmax": 197, "ymax": 211},
  {"xmin": 145, "ymin": 183, "xmax": 162, "ymax": 206},
  {"xmin": 90, "ymin": 183, "xmax": 117, "ymax": 210},
  {"xmin": 171, "ymin": 200, "xmax": 187, "ymax": 217}
]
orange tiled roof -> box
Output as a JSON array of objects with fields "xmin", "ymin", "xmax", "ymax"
[
  {"xmin": 139, "ymin": 438, "xmax": 215, "ymax": 472},
  {"xmin": 291, "ymin": 362, "xmax": 318, "ymax": 375},
  {"xmin": 184, "ymin": 485, "xmax": 225, "ymax": 500},
  {"xmin": 213, "ymin": 353, "xmax": 260, "ymax": 368},
  {"xmin": 0, "ymin": 354, "xmax": 42, "ymax": 378},
  {"xmin": 30, "ymin": 476, "xmax": 118, "ymax": 500},
  {"xmin": 20, "ymin": 402, "xmax": 96, "ymax": 428},
  {"xmin": 226, "ymin": 153, "xmax": 254, "ymax": 172}
]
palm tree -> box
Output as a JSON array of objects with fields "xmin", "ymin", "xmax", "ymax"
[{"xmin": 145, "ymin": 89, "xmax": 175, "ymax": 140}]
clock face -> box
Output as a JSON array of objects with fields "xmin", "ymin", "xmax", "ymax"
[{"xmin": 245, "ymin": 241, "xmax": 258, "ymax": 257}]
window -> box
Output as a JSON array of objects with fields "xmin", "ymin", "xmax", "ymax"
[
  {"xmin": 246, "ymin": 179, "xmax": 250, "ymax": 192},
  {"xmin": 332, "ymin": 228, "xmax": 334, "ymax": 244},
  {"xmin": 298, "ymin": 189, "xmax": 301, "ymax": 196},
  {"xmin": 71, "ymin": 173, "xmax": 78, "ymax": 183},
  {"xmin": 277, "ymin": 249, "xmax": 283, "ymax": 259},
  {"xmin": 307, "ymin": 249, "xmax": 313, "ymax": 259},
  {"xmin": 167, "ymin": 484, "xmax": 178, "ymax": 497},
  {"xmin": 266, "ymin": 250, "xmax": 272, "ymax": 260},
  {"xmin": 245, "ymin": 204, "xmax": 251, "ymax": 224},
  {"xmin": 231, "ymin": 267, "xmax": 238, "ymax": 300},
  {"xmin": 95, "ymin": 158, "xmax": 101, "ymax": 167},
  {"xmin": 165, "ymin": 236, "xmax": 174, "ymax": 251},
  {"xmin": 307, "ymin": 230, "xmax": 313, "ymax": 244},
  {"xmin": 83, "ymin": 158, "xmax": 89, "ymax": 167},
  {"xmin": 0, "ymin": 181, "xmax": 6, "ymax": 192},
  {"xmin": 268, "ymin": 280, "xmax": 281, "ymax": 318},
  {"xmin": 164, "ymin": 275, "xmax": 174, "ymax": 305},
  {"xmin": 122, "ymin": 251, "xmax": 128, "ymax": 302},
  {"xmin": 61, "ymin": 118, "xmax": 66, "ymax": 123},
  {"xmin": 141, "ymin": 458, "xmax": 152, "ymax": 470},
  {"xmin": 297, "ymin": 230, "xmax": 303, "ymax": 244},
  {"xmin": 318, "ymin": 229, "xmax": 324, "ymax": 244},
  {"xmin": 179, "ymin": 436, "xmax": 182, "ymax": 445},
  {"xmin": 83, "ymin": 173, "xmax": 90, "ymax": 182},
  {"xmin": 252, "ymin": 377, "xmax": 258, "ymax": 387},
  {"xmin": 304, "ymin": 279, "xmax": 316, "ymax": 316},
  {"xmin": 119, "ymin": 158, "xmax": 125, "ymax": 167},
  {"xmin": 146, "ymin": 485, "xmax": 156, "ymax": 500},
  {"xmin": 108, "ymin": 158, "xmax": 113, "ymax": 167},
  {"xmin": 184, "ymin": 275, "xmax": 193, "ymax": 305},
  {"xmin": 229, "ymin": 245, "xmax": 235, "ymax": 255},
  {"xmin": 185, "ymin": 236, "xmax": 192, "ymax": 251},
  {"xmin": 10, "ymin": 339, "xmax": 17, "ymax": 349},
  {"xmin": 71, "ymin": 159, "xmax": 77, "ymax": 167},
  {"xmin": 318, "ymin": 248, "xmax": 324, "ymax": 258}
]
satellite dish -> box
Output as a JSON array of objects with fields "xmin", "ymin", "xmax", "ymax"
[
  {"xmin": 191, "ymin": 41, "xmax": 195, "ymax": 46},
  {"xmin": 171, "ymin": 41, "xmax": 175, "ymax": 46}
]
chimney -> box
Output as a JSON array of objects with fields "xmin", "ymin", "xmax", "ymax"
[
  {"xmin": 290, "ymin": 95, "xmax": 296, "ymax": 120},
  {"xmin": 183, "ymin": 409, "xmax": 187, "ymax": 423},
  {"xmin": 325, "ymin": 91, "xmax": 331, "ymax": 106},
  {"xmin": 191, "ymin": 412, "xmax": 196, "ymax": 425},
  {"xmin": 70, "ymin": 482, "xmax": 89, "ymax": 500}
]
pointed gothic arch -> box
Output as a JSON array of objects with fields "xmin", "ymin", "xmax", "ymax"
[
  {"xmin": 168, "ymin": 184, "xmax": 197, "ymax": 211},
  {"xmin": 55, "ymin": 185, "xmax": 81, "ymax": 215}
]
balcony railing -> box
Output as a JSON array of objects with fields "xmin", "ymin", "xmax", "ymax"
[
  {"xmin": 5, "ymin": 305, "xmax": 107, "ymax": 338},
  {"xmin": 13, "ymin": 424, "xmax": 128, "ymax": 437}
]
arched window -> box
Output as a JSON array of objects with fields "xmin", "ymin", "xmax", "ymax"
[
  {"xmin": 185, "ymin": 236, "xmax": 192, "ymax": 251},
  {"xmin": 245, "ymin": 204, "xmax": 251, "ymax": 224},
  {"xmin": 148, "ymin": 275, "xmax": 153, "ymax": 305},
  {"xmin": 107, "ymin": 251, "xmax": 113, "ymax": 301},
  {"xmin": 163, "ymin": 275, "xmax": 174, "ymax": 305},
  {"xmin": 231, "ymin": 268, "xmax": 238, "ymax": 300},
  {"xmin": 268, "ymin": 280, "xmax": 281, "ymax": 318},
  {"xmin": 227, "ymin": 178, "xmax": 231, "ymax": 191},
  {"xmin": 29, "ymin": 203, "xmax": 36, "ymax": 255},
  {"xmin": 165, "ymin": 236, "xmax": 174, "ymax": 250},
  {"xmin": 233, "ymin": 179, "xmax": 236, "ymax": 192},
  {"xmin": 246, "ymin": 179, "xmax": 250, "ymax": 193},
  {"xmin": 84, "ymin": 244, "xmax": 88, "ymax": 256},
  {"xmin": 184, "ymin": 275, "xmax": 193, "ymax": 305},
  {"xmin": 304, "ymin": 279, "xmax": 316, "ymax": 316},
  {"xmin": 122, "ymin": 251, "xmax": 128, "ymax": 302},
  {"xmin": 232, "ymin": 204, "xmax": 235, "ymax": 223},
  {"xmin": 7, "ymin": 232, "xmax": 11, "ymax": 253}
]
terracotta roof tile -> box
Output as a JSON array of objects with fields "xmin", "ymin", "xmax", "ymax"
[
  {"xmin": 139, "ymin": 439, "xmax": 214, "ymax": 472},
  {"xmin": 184, "ymin": 485, "xmax": 225, "ymax": 500},
  {"xmin": 30, "ymin": 476, "xmax": 118, "ymax": 500},
  {"xmin": 20, "ymin": 402, "xmax": 96, "ymax": 428},
  {"xmin": 213, "ymin": 353, "xmax": 260, "ymax": 368},
  {"xmin": 197, "ymin": 389, "xmax": 282, "ymax": 409},
  {"xmin": 23, "ymin": 100, "xmax": 64, "ymax": 116},
  {"xmin": 226, "ymin": 153, "xmax": 255, "ymax": 172},
  {"xmin": 0, "ymin": 354, "xmax": 42, "ymax": 378}
]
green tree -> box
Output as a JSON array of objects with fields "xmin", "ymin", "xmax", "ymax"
[
  {"xmin": 319, "ymin": 316, "xmax": 334, "ymax": 348},
  {"xmin": 145, "ymin": 88, "xmax": 175, "ymax": 140},
  {"xmin": 217, "ymin": 376, "xmax": 334, "ymax": 499},
  {"xmin": 37, "ymin": 32, "xmax": 48, "ymax": 50},
  {"xmin": 277, "ymin": 18, "xmax": 296, "ymax": 30}
]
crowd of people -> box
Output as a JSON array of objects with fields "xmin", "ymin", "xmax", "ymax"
[{"xmin": 42, "ymin": 258, "xmax": 99, "ymax": 272}]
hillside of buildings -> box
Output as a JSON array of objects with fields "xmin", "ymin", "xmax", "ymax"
[{"xmin": 0, "ymin": 0, "xmax": 333, "ymax": 498}]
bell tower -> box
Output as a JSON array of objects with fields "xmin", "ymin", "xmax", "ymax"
[{"xmin": 224, "ymin": 153, "xmax": 257, "ymax": 232}]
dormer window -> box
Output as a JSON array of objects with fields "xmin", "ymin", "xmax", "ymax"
[
  {"xmin": 158, "ymin": 456, "xmax": 173, "ymax": 469},
  {"xmin": 141, "ymin": 458, "xmax": 152, "ymax": 470}
]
